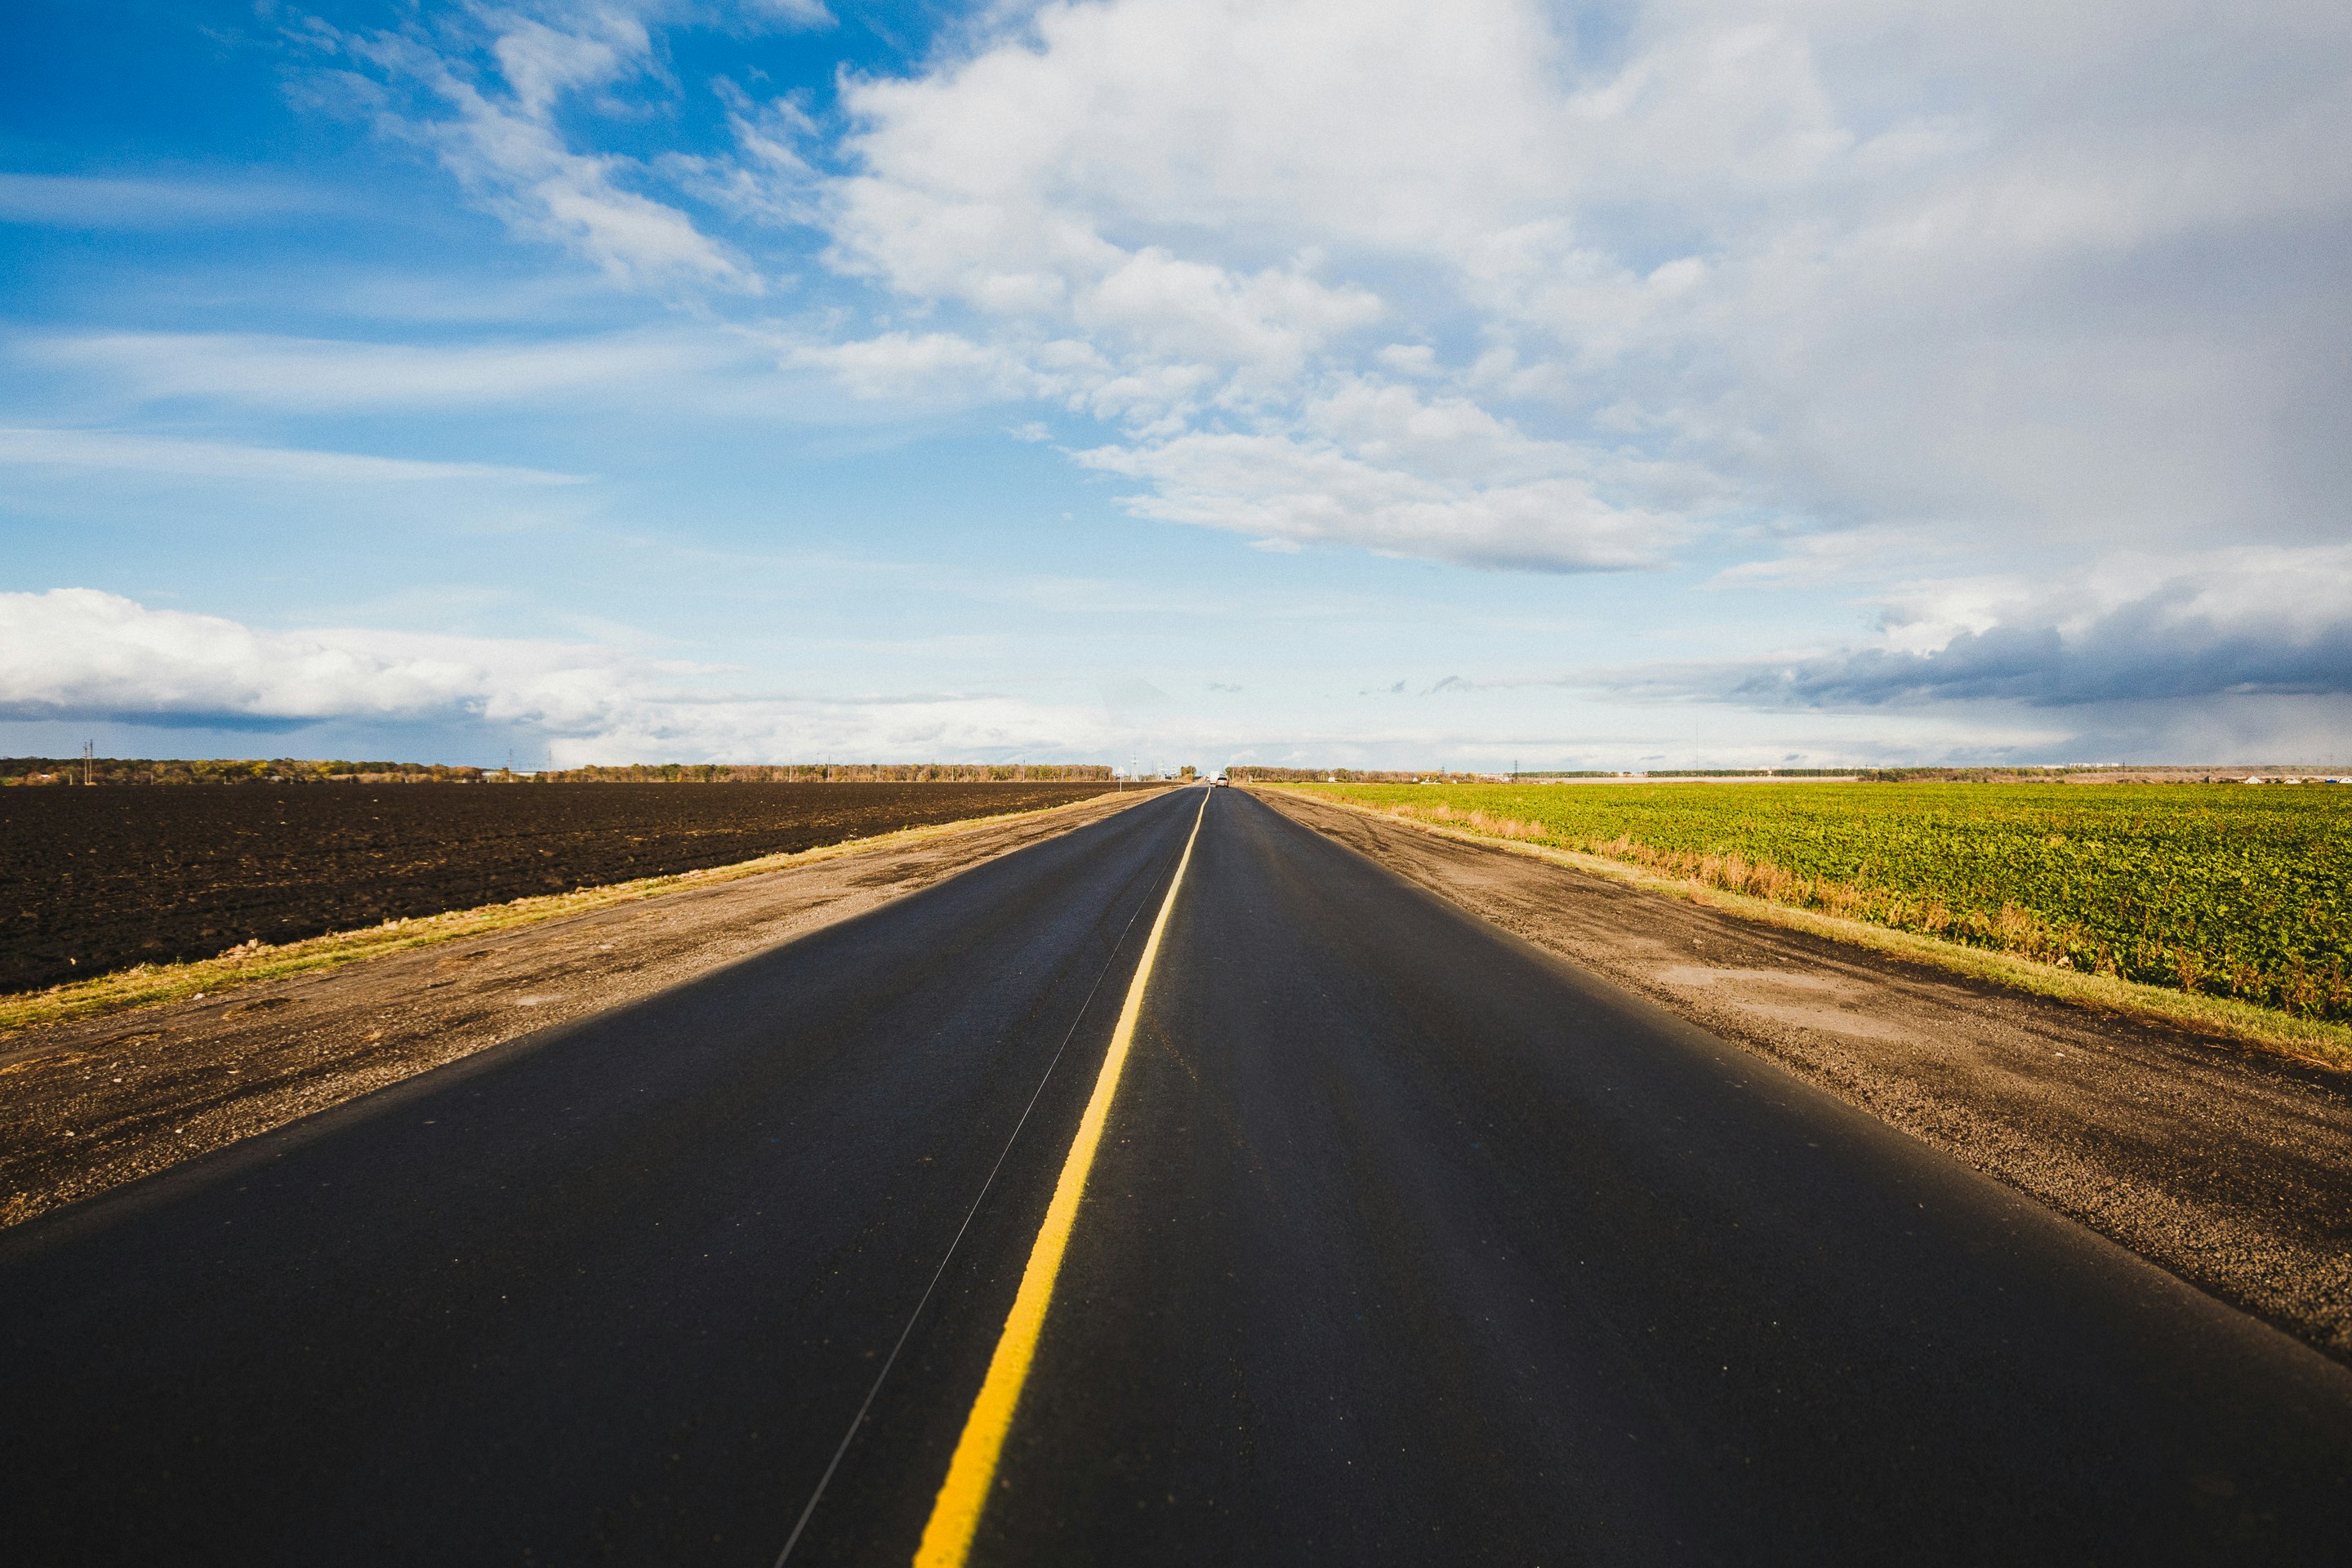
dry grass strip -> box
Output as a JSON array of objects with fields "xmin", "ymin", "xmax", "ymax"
[{"xmin": 0, "ymin": 792, "xmax": 1130, "ymax": 1042}]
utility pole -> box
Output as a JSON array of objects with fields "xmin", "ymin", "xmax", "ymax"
[{"xmin": 82, "ymin": 739, "xmax": 95, "ymax": 786}]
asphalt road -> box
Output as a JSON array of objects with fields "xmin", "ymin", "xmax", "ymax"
[{"xmin": 7, "ymin": 785, "xmax": 2352, "ymax": 1565}]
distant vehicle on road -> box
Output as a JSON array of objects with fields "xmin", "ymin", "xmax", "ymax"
[{"xmin": 1213, "ymin": 774, "xmax": 1231, "ymax": 786}]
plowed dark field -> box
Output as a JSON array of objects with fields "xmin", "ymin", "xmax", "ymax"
[{"xmin": 1, "ymin": 782, "xmax": 1112, "ymax": 993}]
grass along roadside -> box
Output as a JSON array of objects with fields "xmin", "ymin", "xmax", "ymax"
[
  {"xmin": 1263, "ymin": 787, "xmax": 2352, "ymax": 1072},
  {"xmin": 1307, "ymin": 782, "xmax": 2351, "ymax": 1021},
  {"xmin": 0, "ymin": 791, "xmax": 1138, "ymax": 1042}
]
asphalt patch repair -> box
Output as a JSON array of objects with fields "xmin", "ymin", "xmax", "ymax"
[{"xmin": 1259, "ymin": 788, "xmax": 2352, "ymax": 1365}]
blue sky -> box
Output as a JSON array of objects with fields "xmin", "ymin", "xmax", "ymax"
[{"xmin": 4, "ymin": 0, "xmax": 2350, "ymax": 770}]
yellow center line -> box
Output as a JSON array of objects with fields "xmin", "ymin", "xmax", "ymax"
[{"xmin": 911, "ymin": 788, "xmax": 1211, "ymax": 1568}]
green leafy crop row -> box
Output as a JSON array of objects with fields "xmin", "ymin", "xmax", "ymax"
[{"xmin": 1310, "ymin": 782, "xmax": 2352, "ymax": 1022}]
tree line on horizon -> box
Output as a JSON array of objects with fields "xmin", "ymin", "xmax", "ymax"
[
  {"xmin": 2, "ymin": 756, "xmax": 492, "ymax": 786},
  {"xmin": 2, "ymin": 757, "xmax": 1118, "ymax": 786},
  {"xmin": 1224, "ymin": 767, "xmax": 1860, "ymax": 783},
  {"xmin": 532, "ymin": 763, "xmax": 1115, "ymax": 782}
]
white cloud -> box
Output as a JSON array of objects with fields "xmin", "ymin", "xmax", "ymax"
[
  {"xmin": 332, "ymin": 7, "xmax": 760, "ymax": 292},
  {"xmin": 808, "ymin": 0, "xmax": 1474, "ymax": 458},
  {"xmin": 1071, "ymin": 377, "xmax": 1690, "ymax": 569},
  {"xmin": 832, "ymin": 0, "xmax": 1573, "ymax": 261},
  {"xmin": 1077, "ymin": 434, "xmax": 1664, "ymax": 573},
  {"xmin": 792, "ymin": 0, "xmax": 2352, "ymax": 569},
  {"xmin": 28, "ymin": 328, "xmax": 794, "ymax": 416},
  {"xmin": 1, "ymin": 589, "xmax": 525, "ymax": 724},
  {"xmin": 278, "ymin": 0, "xmax": 2352, "ymax": 581},
  {"xmin": 1599, "ymin": 545, "xmax": 2352, "ymax": 710},
  {"xmin": 93, "ymin": 0, "xmax": 2351, "ymax": 764},
  {"xmin": 782, "ymin": 331, "xmax": 1043, "ymax": 404},
  {"xmin": 745, "ymin": 0, "xmax": 836, "ymax": 29},
  {"xmin": 0, "ymin": 428, "xmax": 585, "ymax": 486},
  {"xmin": 0, "ymin": 590, "xmax": 1113, "ymax": 764}
]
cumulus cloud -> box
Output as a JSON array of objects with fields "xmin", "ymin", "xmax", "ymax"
[
  {"xmin": 71, "ymin": 0, "xmax": 2341, "ymax": 762},
  {"xmin": 831, "ymin": 0, "xmax": 1572, "ymax": 272},
  {"xmin": 1073, "ymin": 376, "xmax": 1686, "ymax": 568},
  {"xmin": 781, "ymin": 331, "xmax": 1045, "ymax": 405},
  {"xmin": 292, "ymin": 0, "xmax": 2352, "ymax": 579},
  {"xmin": 2, "ymin": 589, "xmax": 537, "ymax": 725},
  {"xmin": 1078, "ymin": 432, "xmax": 1662, "ymax": 572},
  {"xmin": 806, "ymin": 0, "xmax": 2352, "ymax": 568},
  {"xmin": 0, "ymin": 590, "xmax": 1111, "ymax": 764}
]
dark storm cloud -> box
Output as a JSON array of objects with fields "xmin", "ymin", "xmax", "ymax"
[{"xmin": 1734, "ymin": 586, "xmax": 2352, "ymax": 710}]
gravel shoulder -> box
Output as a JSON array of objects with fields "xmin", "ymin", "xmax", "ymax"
[
  {"xmin": 1259, "ymin": 787, "xmax": 2352, "ymax": 1362},
  {"xmin": 0, "ymin": 788, "xmax": 1160, "ymax": 1229}
]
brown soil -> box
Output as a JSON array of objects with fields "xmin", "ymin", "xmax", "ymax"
[
  {"xmin": 1260, "ymin": 789, "xmax": 2352, "ymax": 1362},
  {"xmin": 0, "ymin": 781, "xmax": 1114, "ymax": 992},
  {"xmin": 0, "ymin": 788, "xmax": 1158, "ymax": 1230}
]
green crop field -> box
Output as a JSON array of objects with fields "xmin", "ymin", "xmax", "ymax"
[{"xmin": 1300, "ymin": 782, "xmax": 2352, "ymax": 1022}]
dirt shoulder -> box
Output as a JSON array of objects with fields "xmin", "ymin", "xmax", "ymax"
[
  {"xmin": 1, "ymin": 788, "xmax": 1160, "ymax": 1229},
  {"xmin": 1258, "ymin": 788, "xmax": 2352, "ymax": 1362}
]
